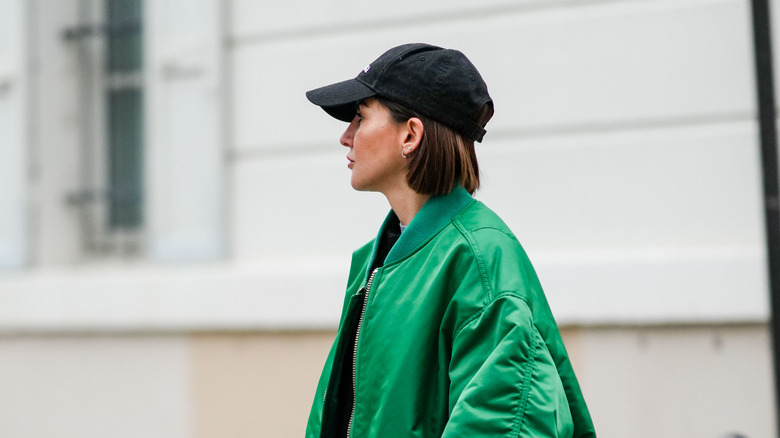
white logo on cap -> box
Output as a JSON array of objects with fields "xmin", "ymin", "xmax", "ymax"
[{"xmin": 363, "ymin": 65, "xmax": 371, "ymax": 73}]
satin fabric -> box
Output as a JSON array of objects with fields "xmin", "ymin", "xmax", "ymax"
[{"xmin": 306, "ymin": 188, "xmax": 596, "ymax": 438}]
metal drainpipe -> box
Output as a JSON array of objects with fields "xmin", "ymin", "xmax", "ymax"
[{"xmin": 751, "ymin": 0, "xmax": 780, "ymax": 435}]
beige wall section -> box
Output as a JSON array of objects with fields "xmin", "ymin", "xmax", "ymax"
[
  {"xmin": 0, "ymin": 336, "xmax": 192, "ymax": 438},
  {"xmin": 187, "ymin": 325, "xmax": 773, "ymax": 438},
  {"xmin": 0, "ymin": 326, "xmax": 771, "ymax": 437},
  {"xmin": 190, "ymin": 331, "xmax": 335, "ymax": 438},
  {"xmin": 570, "ymin": 324, "xmax": 774, "ymax": 438}
]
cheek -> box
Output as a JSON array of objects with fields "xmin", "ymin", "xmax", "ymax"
[
  {"xmin": 354, "ymin": 129, "xmax": 377, "ymax": 156},
  {"xmin": 353, "ymin": 123, "xmax": 401, "ymax": 164}
]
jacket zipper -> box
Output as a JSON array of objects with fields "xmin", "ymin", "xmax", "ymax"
[{"xmin": 347, "ymin": 267, "xmax": 379, "ymax": 438}]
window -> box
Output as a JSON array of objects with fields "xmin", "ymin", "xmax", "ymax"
[
  {"xmin": 106, "ymin": 0, "xmax": 143, "ymax": 230},
  {"xmin": 65, "ymin": 0, "xmax": 144, "ymax": 257},
  {"xmin": 65, "ymin": 0, "xmax": 224, "ymax": 262}
]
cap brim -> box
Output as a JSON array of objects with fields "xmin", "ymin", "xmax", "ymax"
[{"xmin": 306, "ymin": 78, "xmax": 376, "ymax": 122}]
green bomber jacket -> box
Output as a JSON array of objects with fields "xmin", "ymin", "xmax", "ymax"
[{"xmin": 306, "ymin": 187, "xmax": 596, "ymax": 438}]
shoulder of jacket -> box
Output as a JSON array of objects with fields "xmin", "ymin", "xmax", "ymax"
[
  {"xmin": 453, "ymin": 201, "xmax": 519, "ymax": 248},
  {"xmin": 451, "ymin": 201, "xmax": 540, "ymax": 302}
]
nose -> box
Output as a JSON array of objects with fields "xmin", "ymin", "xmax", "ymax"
[{"xmin": 340, "ymin": 116, "xmax": 359, "ymax": 148}]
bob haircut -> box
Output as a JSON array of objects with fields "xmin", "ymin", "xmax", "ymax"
[{"xmin": 376, "ymin": 96, "xmax": 494, "ymax": 196}]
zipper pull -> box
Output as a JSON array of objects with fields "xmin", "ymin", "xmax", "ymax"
[{"xmin": 357, "ymin": 268, "xmax": 380, "ymax": 296}]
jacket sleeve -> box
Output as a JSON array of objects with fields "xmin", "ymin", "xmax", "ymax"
[{"xmin": 442, "ymin": 293, "xmax": 575, "ymax": 437}]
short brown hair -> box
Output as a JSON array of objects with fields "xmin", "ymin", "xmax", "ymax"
[{"xmin": 377, "ymin": 97, "xmax": 493, "ymax": 195}]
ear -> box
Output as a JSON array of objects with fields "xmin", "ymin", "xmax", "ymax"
[{"xmin": 402, "ymin": 117, "xmax": 424, "ymax": 153}]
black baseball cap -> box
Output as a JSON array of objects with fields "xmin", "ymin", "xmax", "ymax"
[{"xmin": 306, "ymin": 43, "xmax": 493, "ymax": 142}]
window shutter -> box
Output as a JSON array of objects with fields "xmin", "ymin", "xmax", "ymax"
[
  {"xmin": 0, "ymin": 0, "xmax": 29, "ymax": 268},
  {"xmin": 145, "ymin": 0, "xmax": 225, "ymax": 262}
]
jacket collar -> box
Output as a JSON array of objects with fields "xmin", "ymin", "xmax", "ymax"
[{"xmin": 367, "ymin": 187, "xmax": 474, "ymax": 277}]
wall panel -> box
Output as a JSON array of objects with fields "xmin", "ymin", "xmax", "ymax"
[
  {"xmin": 145, "ymin": 0, "xmax": 226, "ymax": 262},
  {"xmin": 232, "ymin": 0, "xmax": 753, "ymax": 152},
  {"xmin": 0, "ymin": 0, "xmax": 29, "ymax": 268},
  {"xmin": 477, "ymin": 121, "xmax": 763, "ymax": 252},
  {"xmin": 230, "ymin": 149, "xmax": 388, "ymax": 259},
  {"xmin": 230, "ymin": 0, "xmax": 560, "ymax": 38}
]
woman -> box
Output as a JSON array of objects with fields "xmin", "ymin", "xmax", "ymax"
[{"xmin": 304, "ymin": 43, "xmax": 596, "ymax": 438}]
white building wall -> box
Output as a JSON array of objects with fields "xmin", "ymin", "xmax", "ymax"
[
  {"xmin": 0, "ymin": 0, "xmax": 30, "ymax": 268},
  {"xmin": 232, "ymin": 0, "xmax": 766, "ymax": 324},
  {"xmin": 2, "ymin": 0, "xmax": 767, "ymax": 333},
  {"xmin": 0, "ymin": 0, "xmax": 776, "ymax": 437},
  {"xmin": 145, "ymin": 0, "xmax": 226, "ymax": 263},
  {"xmin": 28, "ymin": 0, "xmax": 84, "ymax": 266}
]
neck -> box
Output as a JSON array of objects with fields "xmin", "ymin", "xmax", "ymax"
[{"xmin": 382, "ymin": 186, "xmax": 431, "ymax": 226}]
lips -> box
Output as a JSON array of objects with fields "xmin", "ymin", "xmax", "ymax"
[{"xmin": 347, "ymin": 156, "xmax": 355, "ymax": 169}]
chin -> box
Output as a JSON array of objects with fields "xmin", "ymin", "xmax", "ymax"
[
  {"xmin": 350, "ymin": 175, "xmax": 364, "ymax": 191},
  {"xmin": 350, "ymin": 179, "xmax": 364, "ymax": 191},
  {"xmin": 350, "ymin": 179, "xmax": 376, "ymax": 192}
]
